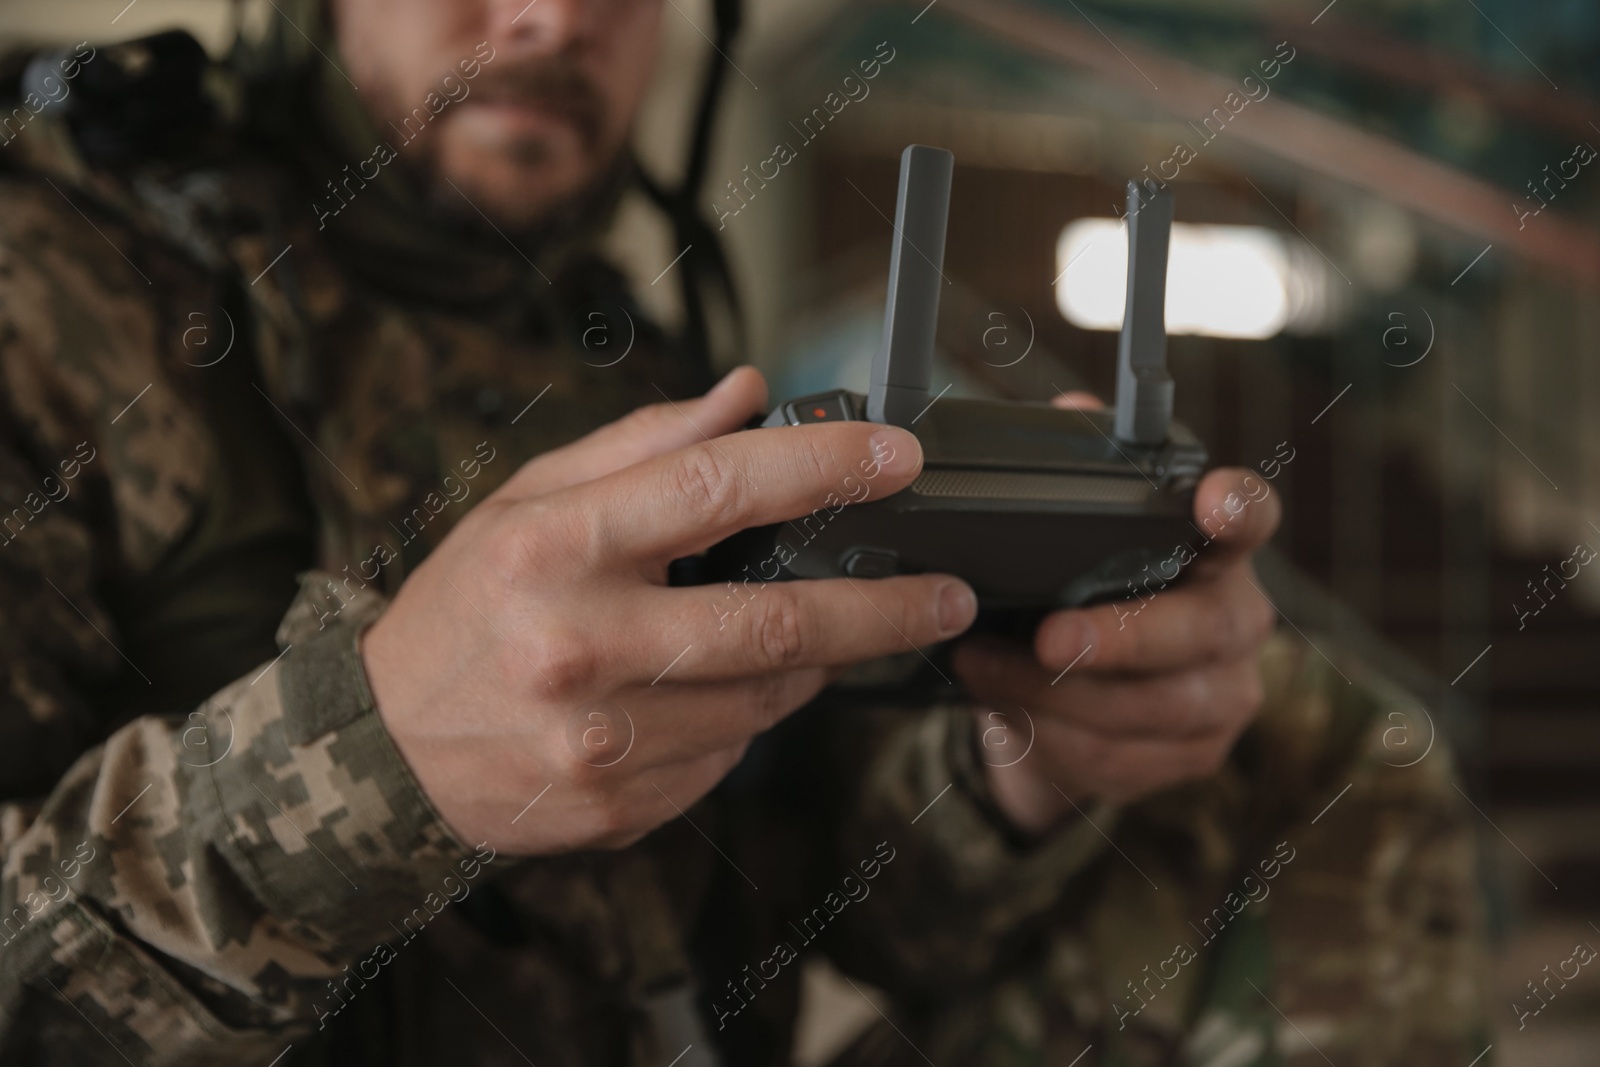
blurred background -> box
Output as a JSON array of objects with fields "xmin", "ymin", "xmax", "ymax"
[{"xmin": 5, "ymin": 0, "xmax": 1597, "ymax": 1062}]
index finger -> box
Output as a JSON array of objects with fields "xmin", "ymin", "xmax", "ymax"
[
  {"xmin": 1033, "ymin": 466, "xmax": 1280, "ymax": 675},
  {"xmin": 1034, "ymin": 560, "xmax": 1278, "ymax": 675},
  {"xmin": 577, "ymin": 420, "xmax": 924, "ymax": 564},
  {"xmin": 619, "ymin": 571, "xmax": 976, "ymax": 685}
]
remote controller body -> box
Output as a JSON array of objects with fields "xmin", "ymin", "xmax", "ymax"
[
  {"xmin": 699, "ymin": 392, "xmax": 1205, "ymax": 608},
  {"xmin": 681, "ymin": 144, "xmax": 1208, "ymax": 611}
]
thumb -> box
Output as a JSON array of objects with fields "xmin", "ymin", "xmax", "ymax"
[
  {"xmin": 493, "ymin": 366, "xmax": 768, "ymax": 500},
  {"xmin": 1187, "ymin": 467, "xmax": 1281, "ymax": 574}
]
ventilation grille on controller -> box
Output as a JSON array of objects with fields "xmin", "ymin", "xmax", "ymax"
[{"xmin": 910, "ymin": 469, "xmax": 1150, "ymax": 505}]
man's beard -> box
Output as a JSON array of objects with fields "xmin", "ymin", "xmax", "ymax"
[
  {"xmin": 383, "ymin": 53, "xmax": 615, "ymax": 238},
  {"xmin": 424, "ymin": 144, "xmax": 632, "ymax": 248},
  {"xmin": 457, "ymin": 53, "xmax": 607, "ymax": 158}
]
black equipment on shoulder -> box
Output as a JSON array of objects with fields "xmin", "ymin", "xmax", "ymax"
[{"xmin": 24, "ymin": 30, "xmax": 214, "ymax": 169}]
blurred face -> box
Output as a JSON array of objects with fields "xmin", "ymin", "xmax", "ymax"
[{"xmin": 331, "ymin": 0, "xmax": 663, "ymax": 230}]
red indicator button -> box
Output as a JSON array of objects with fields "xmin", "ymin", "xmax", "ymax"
[{"xmin": 790, "ymin": 395, "xmax": 852, "ymax": 423}]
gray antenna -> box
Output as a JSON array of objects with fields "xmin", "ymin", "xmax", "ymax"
[
  {"xmin": 866, "ymin": 145, "xmax": 953, "ymax": 426},
  {"xmin": 1113, "ymin": 182, "xmax": 1175, "ymax": 445}
]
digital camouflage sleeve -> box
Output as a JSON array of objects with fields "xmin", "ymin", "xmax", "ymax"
[{"xmin": 0, "ymin": 161, "xmax": 490, "ymax": 1061}]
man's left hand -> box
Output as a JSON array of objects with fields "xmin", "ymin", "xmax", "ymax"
[{"xmin": 951, "ymin": 453, "xmax": 1282, "ymax": 835}]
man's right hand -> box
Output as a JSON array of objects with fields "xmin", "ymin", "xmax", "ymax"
[{"xmin": 360, "ymin": 367, "xmax": 978, "ymax": 855}]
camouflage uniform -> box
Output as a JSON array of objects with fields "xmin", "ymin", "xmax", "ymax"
[{"xmin": 0, "ymin": 13, "xmax": 1489, "ymax": 1067}]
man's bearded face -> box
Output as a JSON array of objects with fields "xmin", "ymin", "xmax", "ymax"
[{"xmin": 332, "ymin": 0, "xmax": 662, "ymax": 230}]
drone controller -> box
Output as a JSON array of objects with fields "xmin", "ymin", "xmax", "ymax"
[{"xmin": 679, "ymin": 144, "xmax": 1207, "ymax": 613}]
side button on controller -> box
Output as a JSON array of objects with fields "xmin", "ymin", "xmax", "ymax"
[{"xmin": 841, "ymin": 548, "xmax": 899, "ymax": 579}]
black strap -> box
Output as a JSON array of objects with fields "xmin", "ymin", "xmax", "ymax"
[{"xmin": 638, "ymin": 0, "xmax": 747, "ymax": 382}]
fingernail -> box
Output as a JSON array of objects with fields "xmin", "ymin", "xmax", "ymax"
[
  {"xmin": 868, "ymin": 427, "xmax": 921, "ymax": 478},
  {"xmin": 709, "ymin": 367, "xmax": 740, "ymax": 396},
  {"xmin": 937, "ymin": 581, "xmax": 978, "ymax": 636}
]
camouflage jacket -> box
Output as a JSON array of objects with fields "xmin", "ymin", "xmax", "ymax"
[{"xmin": 0, "ymin": 34, "xmax": 1489, "ymax": 1067}]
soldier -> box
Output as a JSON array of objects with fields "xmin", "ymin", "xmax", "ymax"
[{"xmin": 0, "ymin": 0, "xmax": 1488, "ymax": 1064}]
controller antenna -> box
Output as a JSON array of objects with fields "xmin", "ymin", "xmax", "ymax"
[
  {"xmin": 866, "ymin": 144, "xmax": 953, "ymax": 426},
  {"xmin": 1113, "ymin": 181, "xmax": 1176, "ymax": 445}
]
